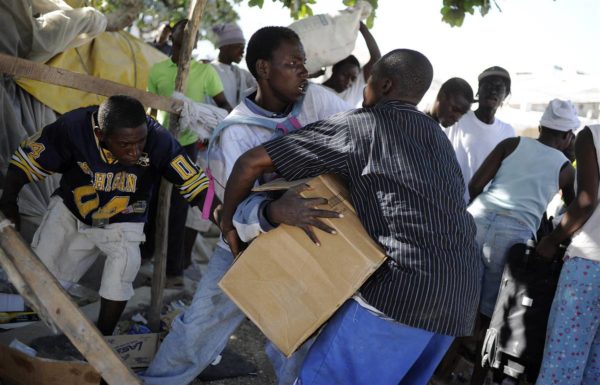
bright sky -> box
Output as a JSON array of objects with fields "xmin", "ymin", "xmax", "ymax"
[
  {"xmin": 192, "ymin": 0, "xmax": 600, "ymax": 127},
  {"xmin": 201, "ymin": 0, "xmax": 599, "ymax": 104}
]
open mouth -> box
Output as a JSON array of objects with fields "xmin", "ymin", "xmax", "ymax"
[{"xmin": 298, "ymin": 81, "xmax": 308, "ymax": 94}]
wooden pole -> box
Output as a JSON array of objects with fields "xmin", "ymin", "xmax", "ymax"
[
  {"xmin": 0, "ymin": 53, "xmax": 182, "ymax": 113},
  {"xmin": 148, "ymin": 179, "xmax": 171, "ymax": 332},
  {"xmin": 0, "ymin": 214, "xmax": 140, "ymax": 385},
  {"xmin": 147, "ymin": 0, "xmax": 210, "ymax": 332}
]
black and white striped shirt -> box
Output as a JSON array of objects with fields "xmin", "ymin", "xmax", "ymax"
[{"xmin": 263, "ymin": 100, "xmax": 481, "ymax": 336}]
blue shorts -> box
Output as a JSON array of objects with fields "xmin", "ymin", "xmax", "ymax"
[{"xmin": 297, "ymin": 300, "xmax": 453, "ymax": 385}]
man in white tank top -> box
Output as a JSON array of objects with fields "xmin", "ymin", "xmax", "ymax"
[
  {"xmin": 466, "ymin": 99, "xmax": 579, "ymax": 385},
  {"xmin": 534, "ymin": 125, "xmax": 600, "ymax": 385}
]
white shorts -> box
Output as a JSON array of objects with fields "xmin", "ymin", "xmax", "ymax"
[
  {"xmin": 185, "ymin": 206, "xmax": 212, "ymax": 232},
  {"xmin": 31, "ymin": 196, "xmax": 146, "ymax": 301}
]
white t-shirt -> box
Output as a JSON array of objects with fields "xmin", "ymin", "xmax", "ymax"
[
  {"xmin": 324, "ymin": 71, "xmax": 366, "ymax": 108},
  {"xmin": 567, "ymin": 124, "xmax": 600, "ymax": 262},
  {"xmin": 444, "ymin": 110, "xmax": 515, "ymax": 202},
  {"xmin": 211, "ymin": 61, "xmax": 257, "ymax": 107}
]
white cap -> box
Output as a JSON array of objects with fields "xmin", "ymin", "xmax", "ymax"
[
  {"xmin": 212, "ymin": 23, "xmax": 245, "ymax": 48},
  {"xmin": 540, "ymin": 99, "xmax": 580, "ymax": 132}
]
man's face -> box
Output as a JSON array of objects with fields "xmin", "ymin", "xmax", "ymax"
[
  {"xmin": 331, "ymin": 63, "xmax": 360, "ymax": 92},
  {"xmin": 170, "ymin": 23, "xmax": 186, "ymax": 59},
  {"xmin": 362, "ymin": 74, "xmax": 385, "ymax": 108},
  {"xmin": 265, "ymin": 40, "xmax": 309, "ymax": 105},
  {"xmin": 221, "ymin": 43, "xmax": 245, "ymax": 64},
  {"xmin": 561, "ymin": 130, "xmax": 576, "ymax": 159},
  {"xmin": 97, "ymin": 124, "xmax": 148, "ymax": 167},
  {"xmin": 437, "ymin": 93, "xmax": 472, "ymax": 127},
  {"xmin": 477, "ymin": 76, "xmax": 508, "ymax": 109}
]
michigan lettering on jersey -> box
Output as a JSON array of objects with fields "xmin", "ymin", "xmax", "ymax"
[{"xmin": 93, "ymin": 171, "xmax": 138, "ymax": 193}]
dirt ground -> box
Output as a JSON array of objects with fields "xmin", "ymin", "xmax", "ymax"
[
  {"xmin": 0, "ymin": 233, "xmax": 500, "ymax": 385},
  {"xmin": 191, "ymin": 320, "xmax": 276, "ymax": 385}
]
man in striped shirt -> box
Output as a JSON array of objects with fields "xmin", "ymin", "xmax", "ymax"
[{"xmin": 221, "ymin": 49, "xmax": 481, "ymax": 385}]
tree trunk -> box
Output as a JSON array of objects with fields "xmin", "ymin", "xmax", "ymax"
[{"xmin": 148, "ymin": 0, "xmax": 210, "ymax": 332}]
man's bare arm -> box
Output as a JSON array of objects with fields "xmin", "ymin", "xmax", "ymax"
[
  {"xmin": 359, "ymin": 22, "xmax": 381, "ymax": 81},
  {"xmin": 537, "ymin": 127, "xmax": 599, "ymax": 257},
  {"xmin": 220, "ymin": 146, "xmax": 275, "ymax": 254}
]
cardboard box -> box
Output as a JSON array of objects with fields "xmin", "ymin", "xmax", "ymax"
[
  {"xmin": 0, "ymin": 344, "xmax": 100, "ymax": 385},
  {"xmin": 0, "ymin": 333, "xmax": 158, "ymax": 385},
  {"xmin": 219, "ymin": 174, "xmax": 387, "ymax": 356},
  {"xmin": 105, "ymin": 333, "xmax": 159, "ymax": 368}
]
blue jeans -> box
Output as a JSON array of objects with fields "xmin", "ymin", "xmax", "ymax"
[
  {"xmin": 472, "ymin": 211, "xmax": 532, "ymax": 317},
  {"xmin": 140, "ymin": 245, "xmax": 305, "ymax": 385},
  {"xmin": 297, "ymin": 300, "xmax": 453, "ymax": 385}
]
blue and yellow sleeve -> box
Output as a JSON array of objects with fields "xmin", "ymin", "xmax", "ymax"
[{"xmin": 9, "ymin": 123, "xmax": 68, "ymax": 182}]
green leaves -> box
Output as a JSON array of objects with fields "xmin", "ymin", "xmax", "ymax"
[
  {"xmin": 440, "ymin": 0, "xmax": 498, "ymax": 27},
  {"xmin": 92, "ymin": 0, "xmax": 503, "ymax": 39},
  {"xmin": 248, "ymin": 0, "xmax": 264, "ymax": 7}
]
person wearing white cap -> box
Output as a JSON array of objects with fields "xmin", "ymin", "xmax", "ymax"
[
  {"xmin": 444, "ymin": 66, "xmax": 516, "ymax": 203},
  {"xmin": 211, "ymin": 23, "xmax": 256, "ymax": 106},
  {"xmin": 466, "ymin": 98, "xmax": 579, "ymax": 385},
  {"xmin": 534, "ymin": 122, "xmax": 600, "ymax": 385}
]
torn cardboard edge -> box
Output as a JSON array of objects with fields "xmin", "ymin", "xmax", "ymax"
[
  {"xmin": 0, "ymin": 333, "xmax": 159, "ymax": 385},
  {"xmin": 0, "ymin": 344, "xmax": 101, "ymax": 385},
  {"xmin": 251, "ymin": 177, "xmax": 313, "ymax": 192},
  {"xmin": 220, "ymin": 174, "xmax": 387, "ymax": 357}
]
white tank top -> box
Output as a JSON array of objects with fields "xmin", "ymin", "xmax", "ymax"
[{"xmin": 567, "ymin": 124, "xmax": 600, "ymax": 262}]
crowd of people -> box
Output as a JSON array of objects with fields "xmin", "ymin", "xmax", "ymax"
[{"xmin": 0, "ymin": 17, "xmax": 598, "ymax": 385}]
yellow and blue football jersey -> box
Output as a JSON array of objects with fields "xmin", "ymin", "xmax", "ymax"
[{"xmin": 10, "ymin": 106, "xmax": 209, "ymax": 226}]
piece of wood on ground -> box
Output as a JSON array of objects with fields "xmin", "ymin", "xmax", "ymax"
[{"xmin": 0, "ymin": 213, "xmax": 140, "ymax": 385}]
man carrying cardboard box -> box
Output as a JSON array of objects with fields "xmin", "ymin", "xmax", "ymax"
[
  {"xmin": 220, "ymin": 49, "xmax": 482, "ymax": 385},
  {"xmin": 140, "ymin": 26, "xmax": 350, "ymax": 385}
]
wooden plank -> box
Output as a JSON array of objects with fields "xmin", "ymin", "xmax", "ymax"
[
  {"xmin": 169, "ymin": 0, "xmax": 209, "ymax": 129},
  {"xmin": 148, "ymin": 0, "xmax": 209, "ymax": 331},
  {"xmin": 147, "ymin": 180, "xmax": 171, "ymax": 332},
  {"xmin": 0, "ymin": 214, "xmax": 141, "ymax": 385},
  {"xmin": 0, "ymin": 53, "xmax": 182, "ymax": 113}
]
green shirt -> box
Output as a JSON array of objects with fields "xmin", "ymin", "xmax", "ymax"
[{"xmin": 148, "ymin": 59, "xmax": 224, "ymax": 146}]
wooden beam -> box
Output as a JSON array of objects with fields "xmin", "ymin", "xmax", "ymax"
[
  {"xmin": 167, "ymin": 0, "xmax": 209, "ymax": 130},
  {"xmin": 148, "ymin": 0, "xmax": 210, "ymax": 332},
  {"xmin": 0, "ymin": 213, "xmax": 141, "ymax": 385},
  {"xmin": 0, "ymin": 53, "xmax": 182, "ymax": 113},
  {"xmin": 147, "ymin": 180, "xmax": 171, "ymax": 332}
]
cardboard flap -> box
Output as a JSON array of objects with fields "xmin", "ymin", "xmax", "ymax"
[
  {"xmin": 251, "ymin": 177, "xmax": 313, "ymax": 192},
  {"xmin": 0, "ymin": 344, "xmax": 100, "ymax": 385}
]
